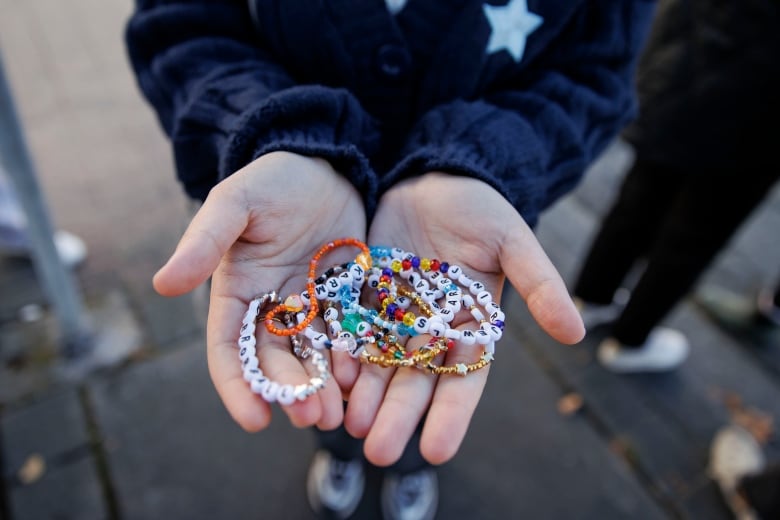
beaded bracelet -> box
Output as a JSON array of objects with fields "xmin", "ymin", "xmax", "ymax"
[
  {"xmin": 238, "ymin": 292, "xmax": 330, "ymax": 404},
  {"xmin": 264, "ymin": 238, "xmax": 371, "ymax": 337}
]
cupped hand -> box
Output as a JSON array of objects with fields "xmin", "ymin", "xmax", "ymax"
[
  {"xmin": 346, "ymin": 172, "xmax": 585, "ymax": 466},
  {"xmin": 153, "ymin": 151, "xmax": 366, "ymax": 433}
]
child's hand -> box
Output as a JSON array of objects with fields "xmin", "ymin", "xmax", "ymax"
[
  {"xmin": 346, "ymin": 172, "xmax": 585, "ymax": 466},
  {"xmin": 153, "ymin": 151, "xmax": 366, "ymax": 433}
]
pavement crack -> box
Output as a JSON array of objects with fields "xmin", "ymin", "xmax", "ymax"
[{"xmin": 79, "ymin": 386, "xmax": 122, "ymax": 520}]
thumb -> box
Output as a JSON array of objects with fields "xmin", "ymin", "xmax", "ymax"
[
  {"xmin": 154, "ymin": 183, "xmax": 249, "ymax": 296},
  {"xmin": 500, "ymin": 224, "xmax": 585, "ymax": 345}
]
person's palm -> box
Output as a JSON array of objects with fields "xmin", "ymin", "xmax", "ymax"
[
  {"xmin": 154, "ymin": 151, "xmax": 366, "ymax": 432},
  {"xmin": 345, "ymin": 172, "xmax": 584, "ymax": 466}
]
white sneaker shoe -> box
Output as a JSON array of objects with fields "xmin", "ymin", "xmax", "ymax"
[
  {"xmin": 597, "ymin": 327, "xmax": 689, "ymax": 373},
  {"xmin": 708, "ymin": 425, "xmax": 765, "ymax": 520},
  {"xmin": 574, "ymin": 288, "xmax": 630, "ymax": 330},
  {"xmin": 381, "ymin": 468, "xmax": 438, "ymax": 520},
  {"xmin": 0, "ymin": 226, "xmax": 86, "ymax": 268},
  {"xmin": 306, "ymin": 450, "xmax": 365, "ymax": 519}
]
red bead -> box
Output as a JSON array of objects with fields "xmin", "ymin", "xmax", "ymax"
[
  {"xmin": 446, "ymin": 339, "xmax": 455, "ymax": 349},
  {"xmin": 401, "ymin": 259, "xmax": 412, "ymax": 270},
  {"xmin": 378, "ymin": 292, "xmax": 388, "ymax": 302},
  {"xmin": 430, "ymin": 259, "xmax": 441, "ymax": 271},
  {"xmin": 394, "ymin": 309, "xmax": 405, "ymax": 321}
]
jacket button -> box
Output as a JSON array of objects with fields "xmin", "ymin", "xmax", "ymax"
[{"xmin": 374, "ymin": 44, "xmax": 411, "ymax": 80}]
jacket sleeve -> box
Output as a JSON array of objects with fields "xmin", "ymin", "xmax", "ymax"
[
  {"xmin": 381, "ymin": 0, "xmax": 656, "ymax": 227},
  {"xmin": 125, "ymin": 0, "xmax": 380, "ymax": 207}
]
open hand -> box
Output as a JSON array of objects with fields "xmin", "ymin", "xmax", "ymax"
[
  {"xmin": 343, "ymin": 172, "xmax": 584, "ymax": 466},
  {"xmin": 153, "ymin": 151, "xmax": 366, "ymax": 433}
]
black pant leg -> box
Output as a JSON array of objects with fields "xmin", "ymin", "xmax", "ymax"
[
  {"xmin": 573, "ymin": 159, "xmax": 681, "ymax": 304},
  {"xmin": 739, "ymin": 463, "xmax": 780, "ymax": 519},
  {"xmin": 612, "ymin": 170, "xmax": 779, "ymax": 346}
]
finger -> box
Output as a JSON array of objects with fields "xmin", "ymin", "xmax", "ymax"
[
  {"xmin": 208, "ymin": 283, "xmax": 325, "ymax": 431},
  {"xmin": 419, "ymin": 345, "xmax": 491, "ymax": 465},
  {"xmin": 343, "ymin": 362, "xmax": 395, "ymax": 439},
  {"xmin": 500, "ymin": 224, "xmax": 585, "ymax": 344},
  {"xmin": 154, "ymin": 181, "xmax": 249, "ymax": 296},
  {"xmin": 359, "ymin": 336, "xmax": 438, "ymax": 467},
  {"xmin": 207, "ymin": 292, "xmax": 274, "ymax": 432}
]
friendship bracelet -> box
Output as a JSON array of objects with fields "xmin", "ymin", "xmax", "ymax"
[
  {"xmin": 264, "ymin": 238, "xmax": 372, "ymax": 336},
  {"xmin": 238, "ymin": 292, "xmax": 331, "ymax": 404}
]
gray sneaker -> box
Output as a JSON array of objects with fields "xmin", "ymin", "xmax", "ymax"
[
  {"xmin": 306, "ymin": 450, "xmax": 365, "ymax": 519},
  {"xmin": 381, "ymin": 468, "xmax": 438, "ymax": 520}
]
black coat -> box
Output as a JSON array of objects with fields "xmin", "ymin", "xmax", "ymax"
[{"xmin": 624, "ymin": 0, "xmax": 780, "ymax": 170}]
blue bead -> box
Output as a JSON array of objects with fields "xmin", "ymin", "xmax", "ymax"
[
  {"xmin": 411, "ymin": 256, "xmax": 421, "ymax": 268},
  {"xmin": 386, "ymin": 303, "xmax": 398, "ymax": 317},
  {"xmin": 382, "ymin": 267, "xmax": 393, "ymax": 277},
  {"xmin": 396, "ymin": 325, "xmax": 409, "ymax": 336},
  {"xmin": 493, "ymin": 320, "xmax": 505, "ymax": 330},
  {"xmin": 440, "ymin": 262, "xmax": 449, "ymax": 273}
]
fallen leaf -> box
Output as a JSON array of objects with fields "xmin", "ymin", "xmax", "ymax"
[
  {"xmin": 18, "ymin": 454, "xmax": 46, "ymax": 485},
  {"xmin": 557, "ymin": 392, "xmax": 584, "ymax": 416}
]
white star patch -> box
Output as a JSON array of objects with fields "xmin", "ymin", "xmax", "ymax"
[
  {"xmin": 456, "ymin": 363, "xmax": 468, "ymax": 375},
  {"xmin": 481, "ymin": 351, "xmax": 495, "ymax": 363},
  {"xmin": 483, "ymin": 0, "xmax": 543, "ymax": 62}
]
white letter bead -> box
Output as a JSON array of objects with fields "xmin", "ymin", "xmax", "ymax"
[
  {"xmin": 349, "ymin": 264, "xmax": 365, "ymax": 282},
  {"xmin": 260, "ymin": 381, "xmax": 281, "ymax": 402},
  {"xmin": 328, "ymin": 321, "xmax": 342, "ymax": 337},
  {"xmin": 237, "ymin": 334, "xmax": 256, "ymax": 349},
  {"xmin": 338, "ymin": 271, "xmax": 353, "ymax": 285},
  {"xmin": 437, "ymin": 277, "xmax": 452, "ymax": 291},
  {"xmin": 462, "ymin": 294, "xmax": 475, "ymax": 307},
  {"xmin": 301, "ymin": 291, "xmax": 311, "ymax": 306},
  {"xmin": 414, "ymin": 279, "xmax": 430, "ymax": 292},
  {"xmin": 277, "ymin": 384, "xmax": 296, "ymax": 406},
  {"xmin": 391, "ymin": 247, "xmax": 405, "ymax": 259},
  {"xmin": 367, "ymin": 273, "xmax": 381, "ymax": 288},
  {"xmin": 304, "ymin": 326, "xmax": 317, "ymax": 339},
  {"xmin": 444, "ymin": 328, "xmax": 462, "ymax": 340},
  {"xmin": 239, "ymin": 346, "xmax": 255, "ymax": 362},
  {"xmin": 483, "ymin": 323, "xmax": 503, "ymax": 341},
  {"xmin": 475, "ymin": 329, "xmax": 492, "ymax": 345},
  {"xmin": 408, "ymin": 272, "xmax": 421, "ymax": 286},
  {"xmin": 413, "ymin": 317, "xmax": 429, "ymax": 334},
  {"xmin": 239, "ymin": 321, "xmax": 254, "ymax": 335},
  {"xmin": 476, "ymin": 290, "xmax": 492, "ymax": 306},
  {"xmin": 470, "ymin": 281, "xmax": 486, "ymax": 295},
  {"xmin": 490, "ymin": 310, "xmax": 506, "ymax": 323},
  {"xmin": 314, "ymin": 284, "xmax": 329, "ymax": 300},
  {"xmin": 459, "ymin": 274, "xmax": 473, "ymax": 286},
  {"xmin": 326, "ymin": 277, "xmax": 341, "ymax": 290},
  {"xmin": 447, "ymin": 265, "xmax": 463, "ymax": 277},
  {"xmin": 395, "ymin": 296, "xmax": 411, "ymax": 309},
  {"xmin": 445, "ymin": 300, "xmax": 461, "ymax": 313},
  {"xmin": 437, "ymin": 308, "xmax": 455, "ymax": 323},
  {"xmin": 250, "ymin": 376, "xmax": 270, "ymax": 394},
  {"xmin": 486, "ymin": 301, "xmax": 501, "ymax": 314},
  {"xmin": 421, "ymin": 290, "xmax": 437, "ymax": 303},
  {"xmin": 428, "ymin": 321, "xmax": 446, "ymax": 337},
  {"xmin": 460, "ymin": 330, "xmax": 477, "ymax": 345},
  {"xmin": 243, "ymin": 367, "xmax": 262, "ymax": 382},
  {"xmin": 242, "ymin": 356, "xmax": 259, "ymax": 370},
  {"xmin": 311, "ymin": 333, "xmax": 329, "ymax": 350},
  {"xmin": 399, "ymin": 268, "xmax": 413, "ymax": 279},
  {"xmin": 323, "ymin": 307, "xmax": 339, "ymax": 322},
  {"xmin": 348, "ymin": 342, "xmax": 365, "ymax": 358}
]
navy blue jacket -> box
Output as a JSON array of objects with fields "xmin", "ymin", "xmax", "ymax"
[{"xmin": 126, "ymin": 0, "xmax": 655, "ymax": 224}]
